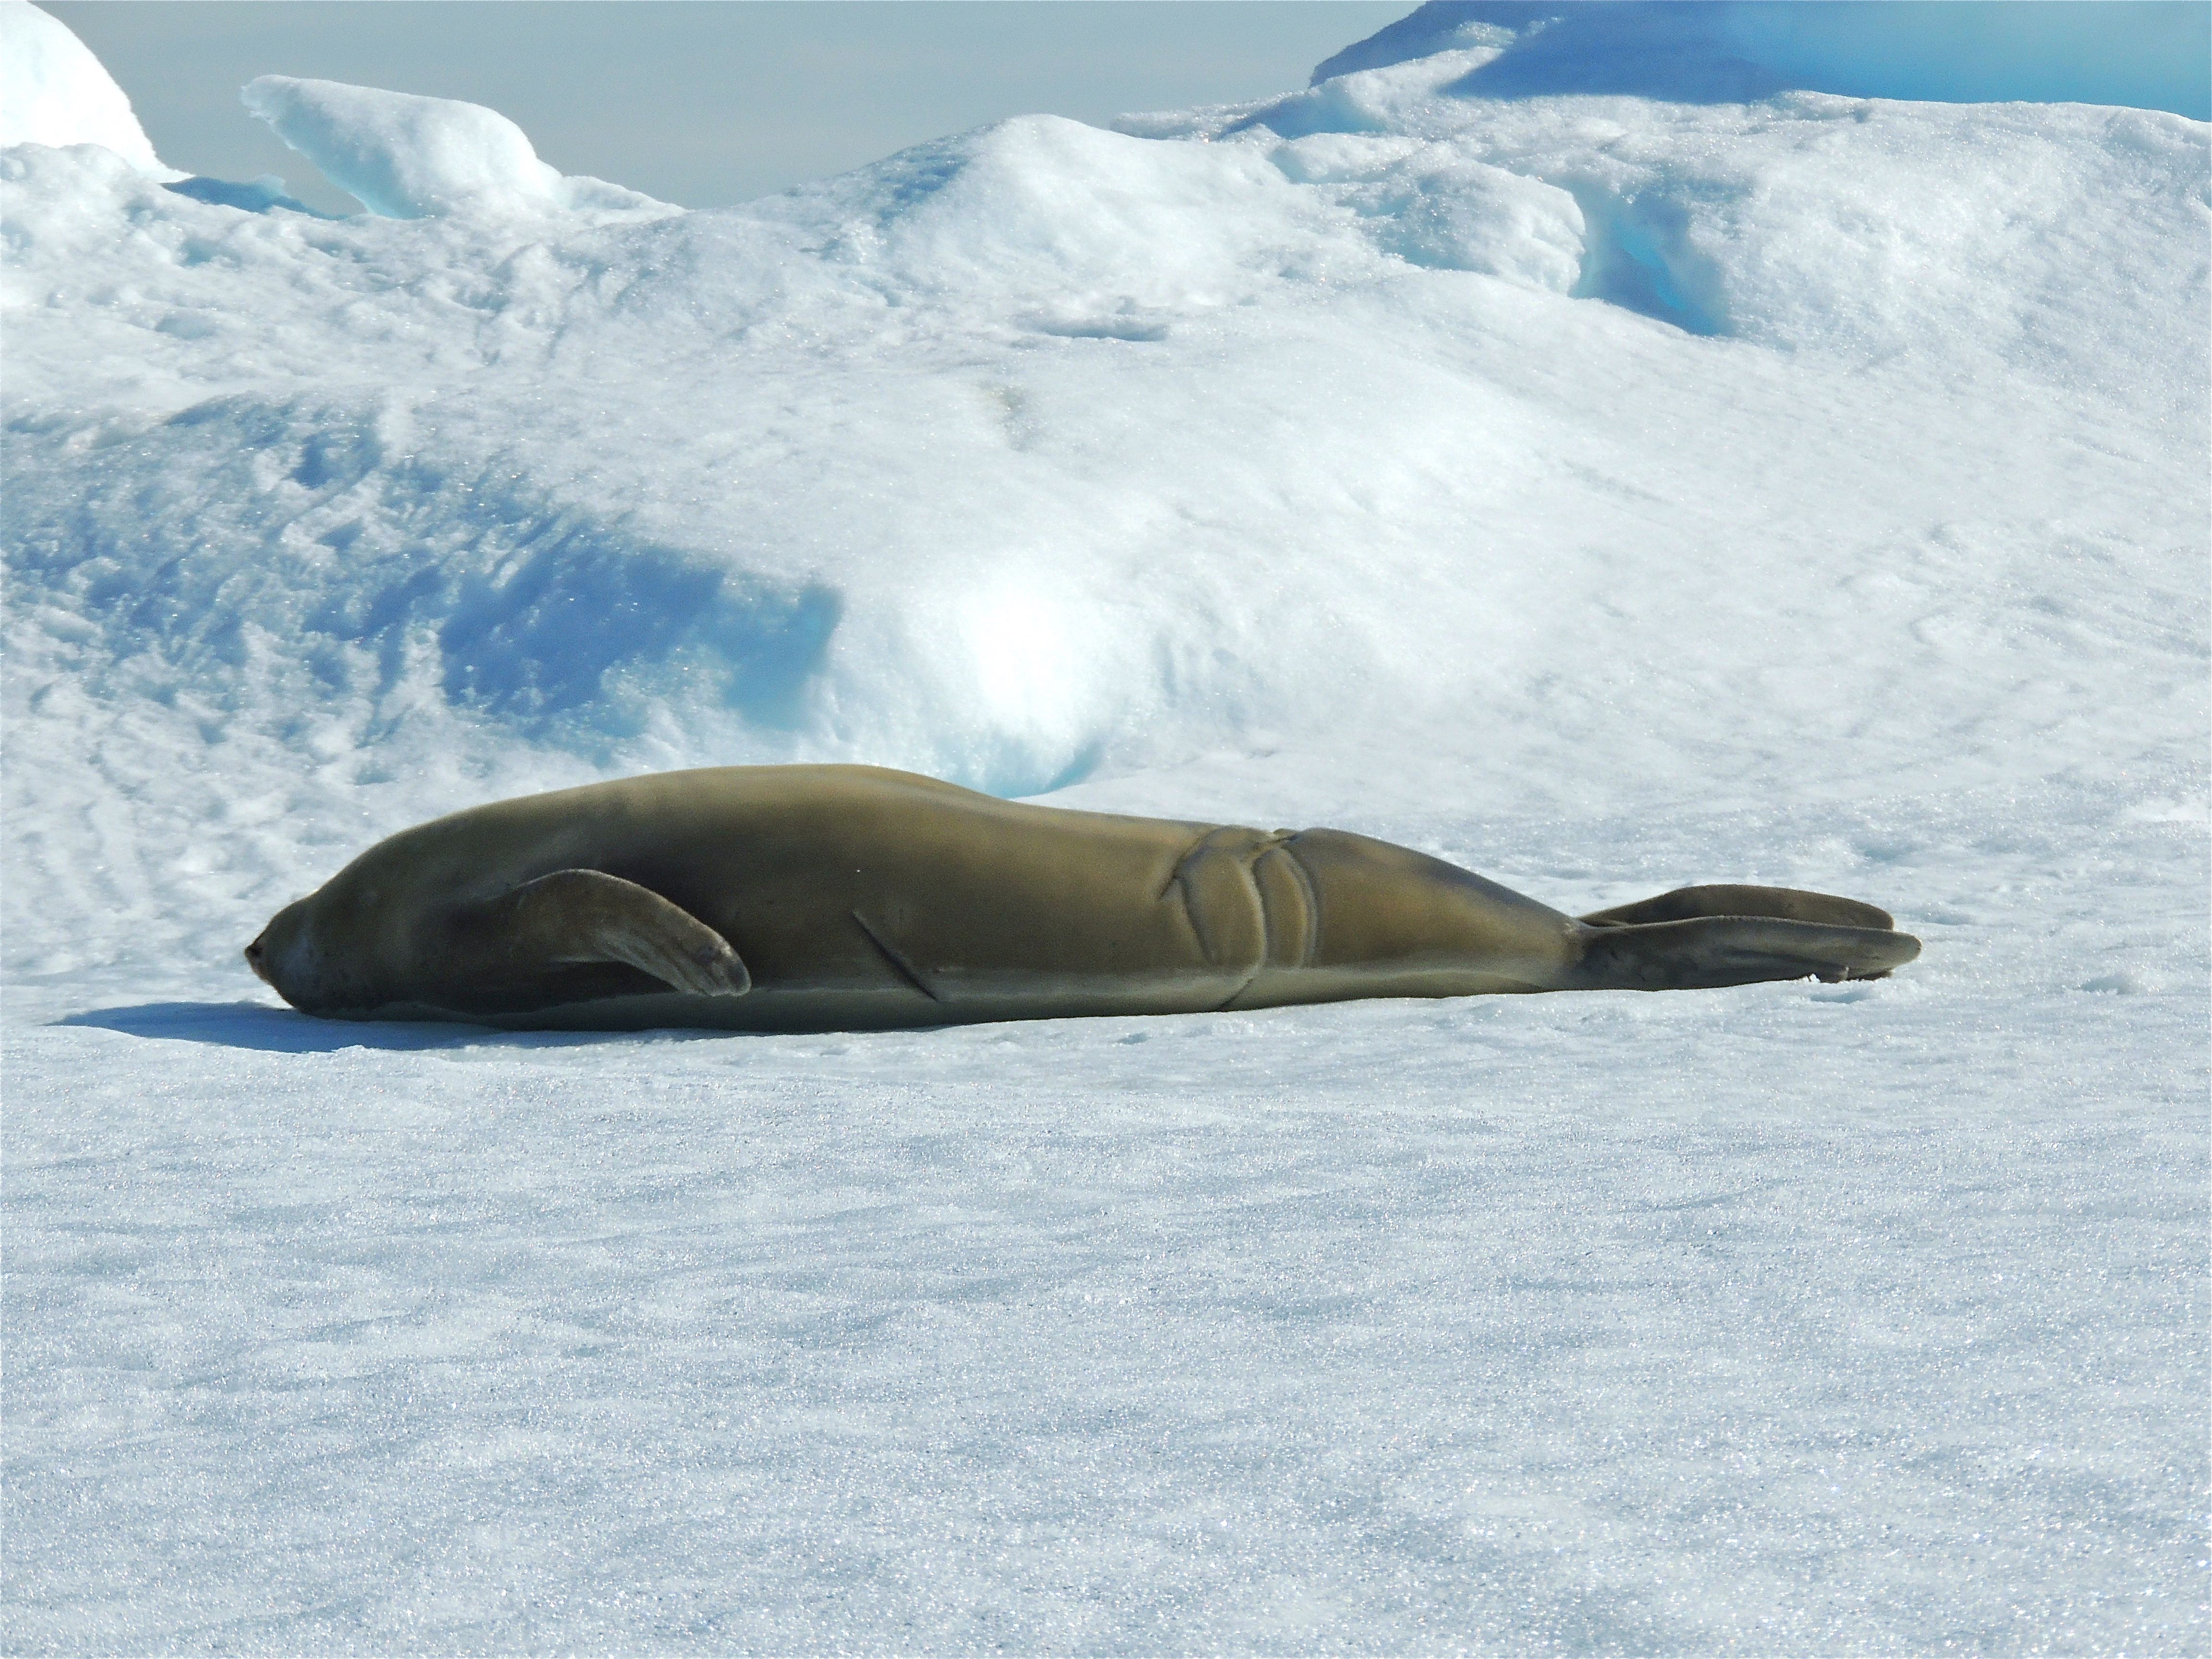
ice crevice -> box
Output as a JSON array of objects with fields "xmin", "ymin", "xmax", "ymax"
[{"xmin": 1561, "ymin": 181, "xmax": 1729, "ymax": 337}]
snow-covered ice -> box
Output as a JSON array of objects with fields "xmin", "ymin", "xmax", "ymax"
[{"xmin": 4, "ymin": 2, "xmax": 2206, "ymax": 1651}]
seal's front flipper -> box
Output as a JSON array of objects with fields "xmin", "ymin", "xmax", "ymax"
[
  {"xmin": 1575, "ymin": 915, "xmax": 1920, "ymax": 991},
  {"xmin": 466, "ymin": 869, "xmax": 750, "ymax": 997},
  {"xmin": 1579, "ymin": 885, "xmax": 1896, "ymax": 931}
]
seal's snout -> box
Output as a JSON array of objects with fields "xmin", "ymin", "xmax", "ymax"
[{"xmin": 244, "ymin": 934, "xmax": 272, "ymax": 986}]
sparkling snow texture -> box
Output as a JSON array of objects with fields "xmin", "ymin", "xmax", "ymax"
[{"xmin": 4, "ymin": 4, "xmax": 2207, "ymax": 1652}]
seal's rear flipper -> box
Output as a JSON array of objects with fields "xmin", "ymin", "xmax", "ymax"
[
  {"xmin": 1575, "ymin": 915, "xmax": 1920, "ymax": 991},
  {"xmin": 1580, "ymin": 884, "xmax": 1895, "ymax": 932},
  {"xmin": 466, "ymin": 869, "xmax": 750, "ymax": 997}
]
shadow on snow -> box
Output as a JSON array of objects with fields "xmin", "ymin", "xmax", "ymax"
[{"xmin": 55, "ymin": 1001, "xmax": 626, "ymax": 1054}]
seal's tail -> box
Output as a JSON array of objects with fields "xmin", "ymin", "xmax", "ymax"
[
  {"xmin": 1578, "ymin": 883, "xmax": 1895, "ymax": 932},
  {"xmin": 1571, "ymin": 884, "xmax": 1920, "ymax": 990}
]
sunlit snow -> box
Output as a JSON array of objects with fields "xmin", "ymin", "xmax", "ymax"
[{"xmin": 4, "ymin": 2, "xmax": 2205, "ymax": 1651}]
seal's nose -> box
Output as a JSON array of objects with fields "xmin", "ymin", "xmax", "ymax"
[{"xmin": 244, "ymin": 936, "xmax": 269, "ymax": 984}]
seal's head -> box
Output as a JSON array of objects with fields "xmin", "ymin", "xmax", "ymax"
[
  {"xmin": 245, "ymin": 892, "xmax": 373, "ymax": 1014},
  {"xmin": 246, "ymin": 867, "xmax": 413, "ymax": 1015}
]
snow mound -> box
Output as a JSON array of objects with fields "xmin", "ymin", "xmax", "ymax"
[
  {"xmin": 1311, "ymin": 1, "xmax": 2212, "ymax": 118},
  {"xmin": 0, "ymin": 0, "xmax": 173, "ymax": 173},
  {"xmin": 241, "ymin": 74, "xmax": 669, "ymax": 219}
]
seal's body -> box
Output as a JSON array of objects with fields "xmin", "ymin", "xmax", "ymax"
[{"xmin": 246, "ymin": 764, "xmax": 1920, "ymax": 1031}]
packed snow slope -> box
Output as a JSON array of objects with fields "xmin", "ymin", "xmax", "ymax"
[
  {"xmin": 4, "ymin": 9, "xmax": 2205, "ymax": 982},
  {"xmin": 4, "ymin": 4, "xmax": 2207, "ymax": 1653}
]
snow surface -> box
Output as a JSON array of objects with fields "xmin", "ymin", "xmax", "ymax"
[{"xmin": 4, "ymin": 3, "xmax": 2207, "ymax": 1651}]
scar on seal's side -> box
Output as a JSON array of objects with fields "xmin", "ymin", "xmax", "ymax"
[{"xmin": 246, "ymin": 763, "xmax": 1921, "ymax": 1032}]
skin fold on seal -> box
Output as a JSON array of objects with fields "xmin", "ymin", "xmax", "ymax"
[{"xmin": 244, "ymin": 764, "xmax": 1922, "ymax": 1032}]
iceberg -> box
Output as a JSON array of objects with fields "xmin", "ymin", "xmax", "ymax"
[
  {"xmin": 241, "ymin": 73, "xmax": 670, "ymax": 220},
  {"xmin": 1311, "ymin": 1, "xmax": 2212, "ymax": 116}
]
